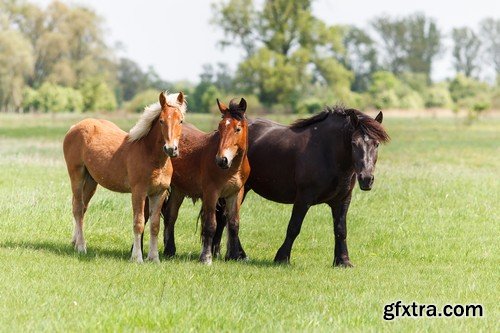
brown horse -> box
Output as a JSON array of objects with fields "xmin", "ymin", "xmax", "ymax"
[
  {"xmin": 155, "ymin": 98, "xmax": 250, "ymax": 265},
  {"xmin": 63, "ymin": 91, "xmax": 186, "ymax": 263}
]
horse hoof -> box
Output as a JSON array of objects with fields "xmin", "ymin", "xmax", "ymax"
[
  {"xmin": 163, "ymin": 249, "xmax": 176, "ymax": 258},
  {"xmin": 333, "ymin": 259, "xmax": 354, "ymax": 268},
  {"xmin": 225, "ymin": 252, "xmax": 248, "ymax": 261},
  {"xmin": 200, "ymin": 255, "xmax": 212, "ymax": 266},
  {"xmin": 130, "ymin": 251, "xmax": 144, "ymax": 263},
  {"xmin": 147, "ymin": 256, "xmax": 160, "ymax": 263},
  {"xmin": 273, "ymin": 253, "xmax": 290, "ymax": 264},
  {"xmin": 130, "ymin": 255, "xmax": 144, "ymax": 263},
  {"xmin": 75, "ymin": 244, "xmax": 87, "ymax": 254},
  {"xmin": 148, "ymin": 253, "xmax": 160, "ymax": 264}
]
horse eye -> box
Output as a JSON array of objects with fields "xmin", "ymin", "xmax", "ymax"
[
  {"xmin": 236, "ymin": 127, "xmax": 241, "ymax": 133},
  {"xmin": 180, "ymin": 119, "xmax": 184, "ymax": 124},
  {"xmin": 159, "ymin": 119, "xmax": 164, "ymax": 124},
  {"xmin": 375, "ymin": 142, "xmax": 379, "ymax": 148}
]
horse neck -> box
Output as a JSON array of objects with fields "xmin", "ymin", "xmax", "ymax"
[
  {"xmin": 139, "ymin": 119, "xmax": 168, "ymax": 165},
  {"xmin": 323, "ymin": 118, "xmax": 354, "ymax": 173}
]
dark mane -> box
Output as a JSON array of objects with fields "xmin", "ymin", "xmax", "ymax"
[
  {"xmin": 290, "ymin": 105, "xmax": 390, "ymax": 143},
  {"xmin": 228, "ymin": 99, "xmax": 246, "ymax": 121}
]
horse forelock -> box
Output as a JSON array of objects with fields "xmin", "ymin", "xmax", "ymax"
[
  {"xmin": 128, "ymin": 92, "xmax": 187, "ymax": 142},
  {"xmin": 348, "ymin": 109, "xmax": 390, "ymax": 143},
  {"xmin": 226, "ymin": 99, "xmax": 246, "ymax": 121}
]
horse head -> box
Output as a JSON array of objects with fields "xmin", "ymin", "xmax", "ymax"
[
  {"xmin": 215, "ymin": 98, "xmax": 248, "ymax": 169},
  {"xmin": 348, "ymin": 110, "xmax": 386, "ymax": 191},
  {"xmin": 158, "ymin": 91, "xmax": 185, "ymax": 157}
]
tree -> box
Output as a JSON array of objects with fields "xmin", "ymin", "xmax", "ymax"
[
  {"xmin": 371, "ymin": 15, "xmax": 407, "ymax": 74},
  {"xmin": 342, "ymin": 26, "xmax": 378, "ymax": 91},
  {"xmin": 0, "ymin": 29, "xmax": 34, "ymax": 111},
  {"xmin": 79, "ymin": 77, "xmax": 117, "ymax": 112},
  {"xmin": 236, "ymin": 48, "xmax": 302, "ymax": 106},
  {"xmin": 2, "ymin": 0, "xmax": 114, "ymax": 88},
  {"xmin": 404, "ymin": 14, "xmax": 441, "ymax": 77},
  {"xmin": 372, "ymin": 13, "xmax": 442, "ymax": 80},
  {"xmin": 212, "ymin": 0, "xmax": 350, "ymax": 108},
  {"xmin": 117, "ymin": 58, "xmax": 149, "ymax": 102},
  {"xmin": 451, "ymin": 27, "xmax": 481, "ymax": 77},
  {"xmin": 479, "ymin": 18, "xmax": 500, "ymax": 74}
]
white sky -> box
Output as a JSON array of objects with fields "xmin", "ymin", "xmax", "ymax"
[{"xmin": 32, "ymin": 0, "xmax": 500, "ymax": 83}]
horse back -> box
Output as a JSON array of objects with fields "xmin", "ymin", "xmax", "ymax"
[
  {"xmin": 63, "ymin": 118, "xmax": 131, "ymax": 192},
  {"xmin": 246, "ymin": 118, "xmax": 352, "ymax": 204}
]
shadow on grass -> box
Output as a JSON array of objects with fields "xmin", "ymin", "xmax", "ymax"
[
  {"xmin": 0, "ymin": 240, "xmax": 129, "ymax": 261},
  {"xmin": 0, "ymin": 240, "xmax": 283, "ymax": 267},
  {"xmin": 166, "ymin": 251, "xmax": 278, "ymax": 267}
]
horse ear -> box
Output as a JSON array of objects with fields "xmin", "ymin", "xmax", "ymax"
[
  {"xmin": 238, "ymin": 98, "xmax": 247, "ymax": 113},
  {"xmin": 217, "ymin": 98, "xmax": 228, "ymax": 114},
  {"xmin": 177, "ymin": 91, "xmax": 184, "ymax": 105},
  {"xmin": 375, "ymin": 111, "xmax": 383, "ymax": 123},
  {"xmin": 159, "ymin": 92, "xmax": 167, "ymax": 108},
  {"xmin": 349, "ymin": 111, "xmax": 359, "ymax": 128}
]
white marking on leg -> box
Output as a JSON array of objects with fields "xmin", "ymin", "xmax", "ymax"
[
  {"xmin": 130, "ymin": 233, "xmax": 143, "ymax": 263},
  {"xmin": 74, "ymin": 218, "xmax": 86, "ymax": 254},
  {"xmin": 146, "ymin": 193, "xmax": 164, "ymax": 263}
]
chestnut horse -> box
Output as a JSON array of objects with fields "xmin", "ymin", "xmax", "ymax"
[
  {"xmin": 166, "ymin": 106, "xmax": 389, "ymax": 266},
  {"xmin": 63, "ymin": 92, "xmax": 186, "ymax": 263},
  {"xmin": 146, "ymin": 98, "xmax": 250, "ymax": 265}
]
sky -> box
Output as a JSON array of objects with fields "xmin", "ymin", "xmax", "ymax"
[{"xmin": 32, "ymin": 0, "xmax": 500, "ymax": 83}]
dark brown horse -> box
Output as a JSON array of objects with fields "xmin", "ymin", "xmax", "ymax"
[
  {"xmin": 165, "ymin": 106, "xmax": 389, "ymax": 266},
  {"xmin": 145, "ymin": 98, "xmax": 250, "ymax": 265}
]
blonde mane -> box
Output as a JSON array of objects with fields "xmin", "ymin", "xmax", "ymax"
[{"xmin": 128, "ymin": 92, "xmax": 187, "ymax": 142}]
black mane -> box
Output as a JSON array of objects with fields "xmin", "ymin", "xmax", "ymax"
[{"xmin": 290, "ymin": 105, "xmax": 390, "ymax": 143}]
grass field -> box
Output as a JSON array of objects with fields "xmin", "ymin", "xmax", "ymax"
[{"xmin": 0, "ymin": 111, "xmax": 498, "ymax": 331}]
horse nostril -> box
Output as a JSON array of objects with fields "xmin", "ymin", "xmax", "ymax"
[
  {"xmin": 173, "ymin": 146, "xmax": 178, "ymax": 152},
  {"xmin": 222, "ymin": 156, "xmax": 228, "ymax": 165}
]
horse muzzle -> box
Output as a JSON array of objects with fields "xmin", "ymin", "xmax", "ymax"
[
  {"xmin": 215, "ymin": 156, "xmax": 230, "ymax": 169},
  {"xmin": 163, "ymin": 145, "xmax": 178, "ymax": 158},
  {"xmin": 358, "ymin": 175, "xmax": 374, "ymax": 191}
]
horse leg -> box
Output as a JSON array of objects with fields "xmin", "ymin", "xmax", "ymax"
[
  {"xmin": 162, "ymin": 188, "xmax": 184, "ymax": 258},
  {"xmin": 225, "ymin": 188, "xmax": 248, "ymax": 260},
  {"xmin": 131, "ymin": 198, "xmax": 149, "ymax": 255},
  {"xmin": 146, "ymin": 191, "xmax": 167, "ymax": 263},
  {"xmin": 214, "ymin": 187, "xmax": 249, "ymax": 259},
  {"xmin": 200, "ymin": 193, "xmax": 218, "ymax": 265},
  {"xmin": 329, "ymin": 195, "xmax": 354, "ymax": 267},
  {"xmin": 212, "ymin": 199, "xmax": 226, "ymax": 258},
  {"xmin": 130, "ymin": 190, "xmax": 147, "ymax": 263},
  {"xmin": 69, "ymin": 165, "xmax": 90, "ymax": 253},
  {"xmin": 274, "ymin": 196, "xmax": 311, "ymax": 263}
]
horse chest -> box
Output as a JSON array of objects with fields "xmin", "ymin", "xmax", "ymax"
[
  {"xmin": 220, "ymin": 175, "xmax": 243, "ymax": 198},
  {"xmin": 149, "ymin": 166, "xmax": 172, "ymax": 191}
]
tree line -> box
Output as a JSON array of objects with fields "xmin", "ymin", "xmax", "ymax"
[{"xmin": 1, "ymin": 0, "xmax": 499, "ymax": 114}]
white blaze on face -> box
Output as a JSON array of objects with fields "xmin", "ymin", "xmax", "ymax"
[
  {"xmin": 222, "ymin": 148, "xmax": 236, "ymax": 165},
  {"xmin": 225, "ymin": 119, "xmax": 231, "ymax": 126}
]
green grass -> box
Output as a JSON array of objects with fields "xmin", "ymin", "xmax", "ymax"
[{"xmin": 0, "ymin": 112, "xmax": 498, "ymax": 332}]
